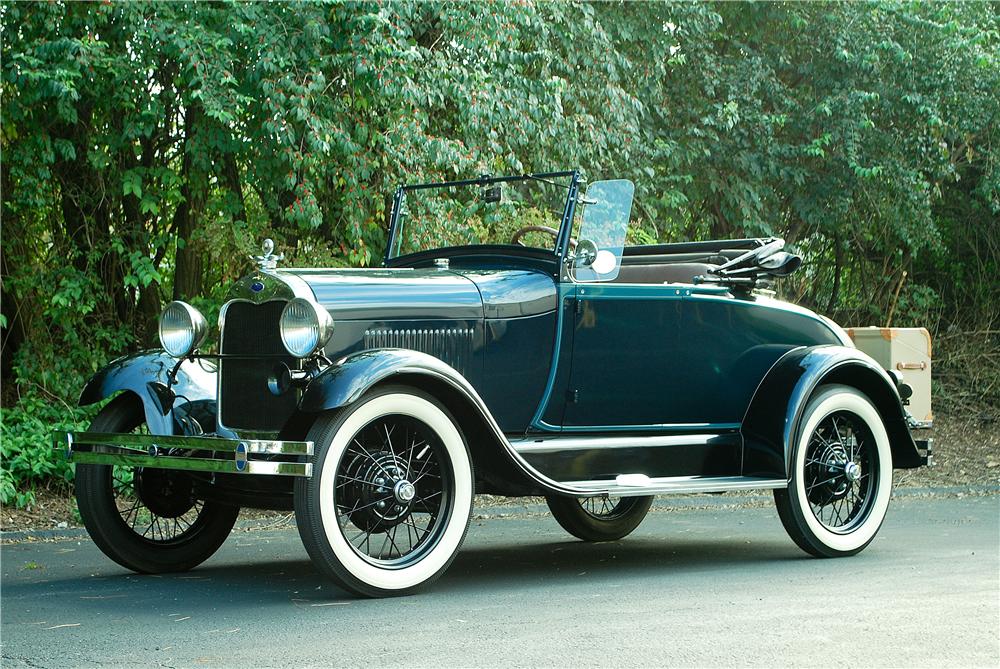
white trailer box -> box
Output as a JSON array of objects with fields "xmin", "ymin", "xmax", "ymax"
[{"xmin": 845, "ymin": 327, "xmax": 933, "ymax": 427}]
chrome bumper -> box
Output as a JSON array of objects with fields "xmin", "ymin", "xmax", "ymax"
[{"xmin": 53, "ymin": 431, "xmax": 313, "ymax": 477}]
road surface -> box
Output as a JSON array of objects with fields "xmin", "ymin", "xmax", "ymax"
[{"xmin": 2, "ymin": 494, "xmax": 998, "ymax": 667}]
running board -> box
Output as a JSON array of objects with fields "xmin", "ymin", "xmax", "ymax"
[
  {"xmin": 510, "ymin": 433, "xmax": 745, "ymax": 485},
  {"xmin": 559, "ymin": 475, "xmax": 788, "ymax": 497}
]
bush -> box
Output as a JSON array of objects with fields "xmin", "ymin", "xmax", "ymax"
[{"xmin": 0, "ymin": 391, "xmax": 98, "ymax": 508}]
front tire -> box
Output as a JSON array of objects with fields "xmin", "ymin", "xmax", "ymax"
[
  {"xmin": 774, "ymin": 384, "xmax": 893, "ymax": 557},
  {"xmin": 294, "ymin": 385, "xmax": 474, "ymax": 597},
  {"xmin": 75, "ymin": 393, "xmax": 240, "ymax": 574},
  {"xmin": 546, "ymin": 494, "xmax": 653, "ymax": 542}
]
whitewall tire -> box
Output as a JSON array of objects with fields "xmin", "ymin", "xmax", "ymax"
[
  {"xmin": 774, "ymin": 384, "xmax": 893, "ymax": 557},
  {"xmin": 294, "ymin": 385, "xmax": 474, "ymax": 597}
]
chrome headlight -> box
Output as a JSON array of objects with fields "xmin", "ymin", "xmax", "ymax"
[
  {"xmin": 158, "ymin": 301, "xmax": 208, "ymax": 358},
  {"xmin": 280, "ymin": 298, "xmax": 334, "ymax": 358}
]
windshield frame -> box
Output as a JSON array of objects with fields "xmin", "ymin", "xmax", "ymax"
[{"xmin": 383, "ymin": 170, "xmax": 582, "ymax": 266}]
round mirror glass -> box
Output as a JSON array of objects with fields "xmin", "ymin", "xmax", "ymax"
[{"xmin": 592, "ymin": 249, "xmax": 618, "ymax": 275}]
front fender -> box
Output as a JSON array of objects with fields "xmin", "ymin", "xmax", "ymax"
[
  {"xmin": 79, "ymin": 351, "xmax": 218, "ymax": 436},
  {"xmin": 741, "ymin": 345, "xmax": 923, "ymax": 479},
  {"xmin": 299, "ymin": 348, "xmax": 441, "ymax": 412},
  {"xmin": 299, "ymin": 348, "xmax": 581, "ymax": 496}
]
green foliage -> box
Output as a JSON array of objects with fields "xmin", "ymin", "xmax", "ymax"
[
  {"xmin": 1, "ymin": 1, "xmax": 998, "ymax": 505},
  {"xmin": 1, "ymin": 392, "xmax": 96, "ymax": 507}
]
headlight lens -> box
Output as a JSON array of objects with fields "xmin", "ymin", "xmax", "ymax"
[
  {"xmin": 280, "ymin": 298, "xmax": 334, "ymax": 358},
  {"xmin": 159, "ymin": 301, "xmax": 208, "ymax": 358}
]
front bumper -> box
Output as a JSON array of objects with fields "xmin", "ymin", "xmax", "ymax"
[{"xmin": 53, "ymin": 431, "xmax": 314, "ymax": 477}]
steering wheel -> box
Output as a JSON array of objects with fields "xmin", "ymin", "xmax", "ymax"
[{"xmin": 510, "ymin": 225, "xmax": 577, "ymax": 251}]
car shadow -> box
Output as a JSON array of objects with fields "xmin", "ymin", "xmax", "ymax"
[
  {"xmin": 8, "ymin": 532, "xmax": 806, "ymax": 613},
  {"xmin": 440, "ymin": 535, "xmax": 800, "ymax": 591}
]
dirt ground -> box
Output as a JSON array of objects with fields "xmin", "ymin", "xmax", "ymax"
[{"xmin": 2, "ymin": 408, "xmax": 997, "ymax": 534}]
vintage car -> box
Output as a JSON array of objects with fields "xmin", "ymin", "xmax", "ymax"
[{"xmin": 55, "ymin": 170, "xmax": 931, "ymax": 597}]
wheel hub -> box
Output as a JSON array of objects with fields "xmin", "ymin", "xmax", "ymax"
[
  {"xmin": 338, "ymin": 450, "xmax": 415, "ymax": 531},
  {"xmin": 133, "ymin": 467, "xmax": 197, "ymax": 518},
  {"xmin": 807, "ymin": 441, "xmax": 853, "ymax": 505}
]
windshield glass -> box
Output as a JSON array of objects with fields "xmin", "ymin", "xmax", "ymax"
[
  {"xmin": 571, "ymin": 179, "xmax": 635, "ymax": 282},
  {"xmin": 388, "ymin": 173, "xmax": 575, "ymax": 259}
]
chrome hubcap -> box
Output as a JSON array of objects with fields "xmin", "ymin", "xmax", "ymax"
[
  {"xmin": 394, "ymin": 480, "xmax": 416, "ymax": 504},
  {"xmin": 843, "ymin": 460, "xmax": 862, "ymax": 482}
]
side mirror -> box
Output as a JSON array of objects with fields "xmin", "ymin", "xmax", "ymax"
[
  {"xmin": 574, "ymin": 239, "xmax": 598, "ymax": 267},
  {"xmin": 481, "ymin": 185, "xmax": 502, "ymax": 203},
  {"xmin": 759, "ymin": 252, "xmax": 802, "ymax": 277}
]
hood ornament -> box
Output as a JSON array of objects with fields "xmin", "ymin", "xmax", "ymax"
[{"xmin": 253, "ymin": 238, "xmax": 284, "ymax": 271}]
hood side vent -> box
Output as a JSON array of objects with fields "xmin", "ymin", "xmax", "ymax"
[{"xmin": 364, "ymin": 328, "xmax": 473, "ymax": 375}]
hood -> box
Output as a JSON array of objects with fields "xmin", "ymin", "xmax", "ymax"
[
  {"xmin": 279, "ymin": 268, "xmax": 484, "ymax": 320},
  {"xmin": 278, "ymin": 267, "xmax": 559, "ymax": 321}
]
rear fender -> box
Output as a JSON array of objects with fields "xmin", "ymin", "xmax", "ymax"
[
  {"xmin": 299, "ymin": 349, "xmax": 578, "ymax": 496},
  {"xmin": 79, "ymin": 351, "xmax": 218, "ymax": 436},
  {"xmin": 741, "ymin": 345, "xmax": 923, "ymax": 479}
]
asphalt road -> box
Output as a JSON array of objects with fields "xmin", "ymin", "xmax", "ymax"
[{"xmin": 2, "ymin": 494, "xmax": 998, "ymax": 668}]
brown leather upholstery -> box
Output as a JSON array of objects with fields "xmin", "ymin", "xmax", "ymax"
[{"xmin": 613, "ymin": 262, "xmax": 716, "ymax": 285}]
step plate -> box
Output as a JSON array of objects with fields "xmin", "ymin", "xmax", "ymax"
[{"xmin": 562, "ymin": 475, "xmax": 788, "ymax": 497}]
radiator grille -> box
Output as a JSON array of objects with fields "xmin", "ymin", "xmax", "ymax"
[
  {"xmin": 363, "ymin": 328, "xmax": 473, "ymax": 374},
  {"xmin": 219, "ymin": 301, "xmax": 298, "ymax": 432}
]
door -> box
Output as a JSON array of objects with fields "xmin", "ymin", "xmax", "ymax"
[{"xmin": 561, "ymin": 283, "xmax": 840, "ymax": 430}]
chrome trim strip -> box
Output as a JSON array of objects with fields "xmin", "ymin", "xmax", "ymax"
[
  {"xmin": 510, "ymin": 433, "xmax": 721, "ymax": 455},
  {"xmin": 548, "ymin": 422, "xmax": 741, "ymax": 434},
  {"xmin": 529, "ymin": 284, "xmax": 573, "ymax": 430},
  {"xmin": 562, "ymin": 475, "xmax": 788, "ymax": 497}
]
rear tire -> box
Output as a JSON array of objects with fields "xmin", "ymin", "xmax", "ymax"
[
  {"xmin": 774, "ymin": 384, "xmax": 893, "ymax": 557},
  {"xmin": 546, "ymin": 494, "xmax": 653, "ymax": 542},
  {"xmin": 294, "ymin": 385, "xmax": 474, "ymax": 597},
  {"xmin": 75, "ymin": 393, "xmax": 240, "ymax": 574}
]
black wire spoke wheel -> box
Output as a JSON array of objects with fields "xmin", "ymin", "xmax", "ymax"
[
  {"xmin": 774, "ymin": 384, "xmax": 893, "ymax": 558},
  {"xmin": 335, "ymin": 415, "xmax": 451, "ymax": 566},
  {"xmin": 546, "ymin": 493, "xmax": 653, "ymax": 542},
  {"xmin": 295, "ymin": 385, "xmax": 474, "ymax": 597},
  {"xmin": 74, "ymin": 393, "xmax": 240, "ymax": 574},
  {"xmin": 110, "ymin": 453, "xmax": 207, "ymax": 545},
  {"xmin": 803, "ymin": 411, "xmax": 878, "ymax": 533},
  {"xmin": 579, "ymin": 495, "xmax": 633, "ymax": 520}
]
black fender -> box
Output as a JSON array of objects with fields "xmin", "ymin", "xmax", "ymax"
[
  {"xmin": 79, "ymin": 351, "xmax": 218, "ymax": 436},
  {"xmin": 741, "ymin": 345, "xmax": 923, "ymax": 479},
  {"xmin": 299, "ymin": 348, "xmax": 579, "ymax": 496}
]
